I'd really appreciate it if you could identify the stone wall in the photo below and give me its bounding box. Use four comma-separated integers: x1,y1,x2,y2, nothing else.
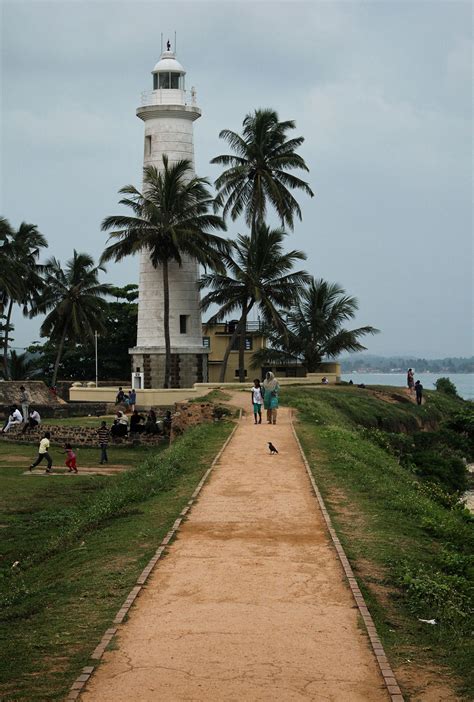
1,401,217,448
170,401,214,442
132,351,207,389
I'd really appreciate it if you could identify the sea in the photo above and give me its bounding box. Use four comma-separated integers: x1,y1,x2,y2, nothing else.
341,372,474,401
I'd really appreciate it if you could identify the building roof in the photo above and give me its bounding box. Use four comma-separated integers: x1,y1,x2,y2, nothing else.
152,50,186,74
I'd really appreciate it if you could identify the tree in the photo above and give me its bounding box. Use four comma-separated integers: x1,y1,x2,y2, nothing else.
252,278,379,372
29,251,111,386
199,224,309,382
101,156,228,388
27,285,139,382
0,222,47,378
211,108,314,233
1,350,41,381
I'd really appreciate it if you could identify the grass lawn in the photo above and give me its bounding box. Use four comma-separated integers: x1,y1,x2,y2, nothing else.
284,386,473,700
0,419,233,701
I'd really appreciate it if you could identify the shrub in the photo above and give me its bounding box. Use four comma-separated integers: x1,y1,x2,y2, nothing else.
435,377,459,397
396,563,473,635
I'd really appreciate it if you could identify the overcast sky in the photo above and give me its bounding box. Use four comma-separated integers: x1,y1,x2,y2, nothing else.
1,0,472,358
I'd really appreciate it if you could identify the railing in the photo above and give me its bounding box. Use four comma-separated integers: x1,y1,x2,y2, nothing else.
140,88,197,107
211,320,266,335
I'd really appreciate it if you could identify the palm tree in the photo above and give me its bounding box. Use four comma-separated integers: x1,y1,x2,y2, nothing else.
199,224,309,382
211,108,314,233
0,222,47,378
0,218,25,317
252,278,379,372
30,251,111,386
101,156,228,388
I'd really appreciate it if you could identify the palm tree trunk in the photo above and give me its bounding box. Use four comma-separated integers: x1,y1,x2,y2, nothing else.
52,325,68,387
238,306,249,383
162,260,172,389
2,299,14,380
218,301,254,384
218,324,240,383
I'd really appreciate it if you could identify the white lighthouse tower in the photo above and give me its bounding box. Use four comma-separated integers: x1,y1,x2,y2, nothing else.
130,43,207,388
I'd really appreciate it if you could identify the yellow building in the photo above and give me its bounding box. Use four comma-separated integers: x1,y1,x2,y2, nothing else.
203,321,265,383
203,321,311,383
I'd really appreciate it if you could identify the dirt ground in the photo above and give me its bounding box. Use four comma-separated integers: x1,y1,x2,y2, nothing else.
81,393,388,701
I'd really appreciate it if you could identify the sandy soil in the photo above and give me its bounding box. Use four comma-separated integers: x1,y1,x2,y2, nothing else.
82,394,388,701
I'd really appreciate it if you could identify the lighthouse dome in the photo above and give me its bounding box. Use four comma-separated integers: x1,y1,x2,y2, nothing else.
152,50,186,75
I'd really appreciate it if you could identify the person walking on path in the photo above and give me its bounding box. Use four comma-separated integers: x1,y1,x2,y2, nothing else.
415,380,423,406
407,368,415,393
65,443,78,473
22,408,41,434
19,385,31,423
29,431,53,473
251,379,264,424
98,421,110,464
1,406,23,433
263,371,280,425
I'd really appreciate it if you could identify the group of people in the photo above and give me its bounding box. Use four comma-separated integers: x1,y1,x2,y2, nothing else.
110,408,172,438
115,387,137,411
407,368,423,405
251,372,280,425
1,386,42,434
28,420,112,474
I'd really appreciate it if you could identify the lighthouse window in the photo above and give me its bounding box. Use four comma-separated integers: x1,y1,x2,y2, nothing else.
153,74,158,90
170,73,180,89
159,72,171,89
179,315,188,334
145,136,152,156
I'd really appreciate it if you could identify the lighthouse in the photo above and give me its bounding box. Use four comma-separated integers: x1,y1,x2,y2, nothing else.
130,44,208,388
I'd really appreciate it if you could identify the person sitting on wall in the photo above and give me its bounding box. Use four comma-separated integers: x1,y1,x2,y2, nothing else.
144,409,159,435
22,408,41,434
111,411,128,438
163,410,172,436
115,387,125,405
1,406,23,433
321,376,329,385
130,409,145,434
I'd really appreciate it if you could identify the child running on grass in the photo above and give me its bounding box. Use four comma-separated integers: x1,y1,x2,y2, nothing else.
29,431,53,473
65,443,78,473
251,378,264,425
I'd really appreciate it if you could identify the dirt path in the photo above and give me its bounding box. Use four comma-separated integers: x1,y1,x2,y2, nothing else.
82,394,388,701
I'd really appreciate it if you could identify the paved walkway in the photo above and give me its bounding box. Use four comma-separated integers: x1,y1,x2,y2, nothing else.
82,395,388,701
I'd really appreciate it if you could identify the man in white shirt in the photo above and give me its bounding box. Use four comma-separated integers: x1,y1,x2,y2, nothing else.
22,408,41,434
1,406,23,433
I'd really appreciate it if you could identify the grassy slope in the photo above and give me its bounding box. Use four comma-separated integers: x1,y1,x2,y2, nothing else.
0,420,232,701
284,386,473,700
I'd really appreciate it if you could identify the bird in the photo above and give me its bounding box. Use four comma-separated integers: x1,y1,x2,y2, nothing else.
268,442,278,454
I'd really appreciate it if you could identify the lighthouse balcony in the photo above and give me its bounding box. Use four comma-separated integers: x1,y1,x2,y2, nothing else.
140,88,196,107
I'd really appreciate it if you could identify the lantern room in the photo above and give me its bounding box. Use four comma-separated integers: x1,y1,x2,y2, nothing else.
151,48,186,91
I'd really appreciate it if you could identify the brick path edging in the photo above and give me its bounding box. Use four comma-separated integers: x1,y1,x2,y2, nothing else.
290,412,404,702
65,412,241,701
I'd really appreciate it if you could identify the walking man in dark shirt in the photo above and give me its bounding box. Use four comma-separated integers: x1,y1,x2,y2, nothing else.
415,380,423,406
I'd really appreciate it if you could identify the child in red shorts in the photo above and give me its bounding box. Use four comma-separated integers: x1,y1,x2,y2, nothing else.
65,443,78,473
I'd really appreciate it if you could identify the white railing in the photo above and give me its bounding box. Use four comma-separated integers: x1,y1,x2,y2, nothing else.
140,88,197,107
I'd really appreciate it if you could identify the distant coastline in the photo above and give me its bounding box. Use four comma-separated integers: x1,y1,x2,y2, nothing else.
340,354,473,374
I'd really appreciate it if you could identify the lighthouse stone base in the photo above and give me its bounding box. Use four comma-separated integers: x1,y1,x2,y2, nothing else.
130,347,208,389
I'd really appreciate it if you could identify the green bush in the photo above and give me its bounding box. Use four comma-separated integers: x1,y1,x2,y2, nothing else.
435,377,459,397
396,563,473,635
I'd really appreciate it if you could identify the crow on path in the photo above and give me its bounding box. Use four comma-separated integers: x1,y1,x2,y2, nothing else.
268,442,278,454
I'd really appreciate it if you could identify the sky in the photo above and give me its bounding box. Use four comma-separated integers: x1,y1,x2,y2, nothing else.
1,0,473,358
